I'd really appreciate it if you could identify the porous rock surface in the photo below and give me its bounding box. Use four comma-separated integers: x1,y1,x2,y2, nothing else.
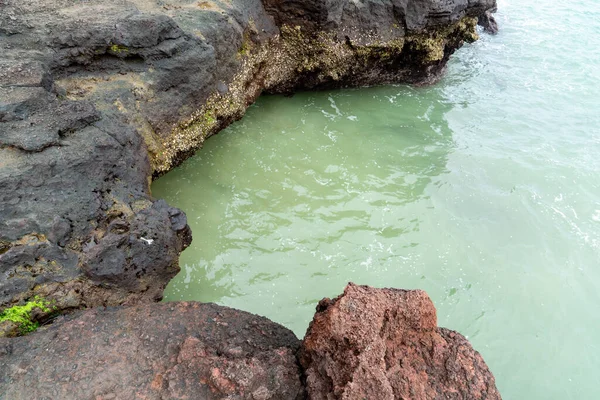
0,285,502,399
300,283,502,400
0,302,304,399
1,0,497,323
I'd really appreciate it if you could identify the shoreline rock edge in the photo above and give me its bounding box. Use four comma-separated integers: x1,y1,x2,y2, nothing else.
0,284,501,399
1,0,497,318
0,0,502,397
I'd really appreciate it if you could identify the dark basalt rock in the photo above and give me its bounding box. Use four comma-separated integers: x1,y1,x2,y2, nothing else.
479,9,500,34
263,0,497,40
0,302,304,400
300,283,502,400
0,0,497,328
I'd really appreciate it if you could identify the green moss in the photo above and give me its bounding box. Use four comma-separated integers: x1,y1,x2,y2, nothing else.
238,41,249,57
109,44,129,54
0,297,53,335
238,31,253,58
406,35,446,62
456,16,479,43
201,109,216,125
355,38,406,62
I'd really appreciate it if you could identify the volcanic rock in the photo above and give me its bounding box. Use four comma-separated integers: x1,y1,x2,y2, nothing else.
0,302,304,399
300,283,501,400
0,0,497,327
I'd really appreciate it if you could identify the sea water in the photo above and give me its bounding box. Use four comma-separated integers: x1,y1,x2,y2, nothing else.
153,0,600,398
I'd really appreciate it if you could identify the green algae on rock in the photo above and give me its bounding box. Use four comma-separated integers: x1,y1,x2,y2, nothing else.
406,17,480,63
0,296,54,337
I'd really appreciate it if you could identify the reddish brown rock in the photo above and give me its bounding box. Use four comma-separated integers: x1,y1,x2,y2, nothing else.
0,302,304,400
300,283,501,400
0,287,501,399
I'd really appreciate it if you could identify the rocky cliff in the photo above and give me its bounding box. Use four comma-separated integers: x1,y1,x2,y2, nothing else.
1,0,496,319
0,0,503,396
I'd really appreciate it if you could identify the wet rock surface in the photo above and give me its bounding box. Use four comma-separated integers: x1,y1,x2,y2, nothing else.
1,0,497,329
0,302,304,400
300,283,501,400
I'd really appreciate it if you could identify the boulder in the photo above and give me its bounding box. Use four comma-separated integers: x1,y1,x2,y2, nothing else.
0,285,501,399
0,302,304,400
300,283,501,400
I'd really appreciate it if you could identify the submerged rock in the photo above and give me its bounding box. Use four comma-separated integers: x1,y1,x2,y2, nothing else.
0,302,304,399
0,0,497,329
300,283,501,400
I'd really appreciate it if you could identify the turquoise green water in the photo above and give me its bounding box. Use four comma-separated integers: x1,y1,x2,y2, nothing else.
152,0,600,398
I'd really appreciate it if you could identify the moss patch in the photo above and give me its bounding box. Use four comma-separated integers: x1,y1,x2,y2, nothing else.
0,240,9,255
109,44,129,54
0,296,53,335
238,31,252,58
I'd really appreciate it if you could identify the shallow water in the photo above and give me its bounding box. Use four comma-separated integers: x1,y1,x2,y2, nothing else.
152,0,600,398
